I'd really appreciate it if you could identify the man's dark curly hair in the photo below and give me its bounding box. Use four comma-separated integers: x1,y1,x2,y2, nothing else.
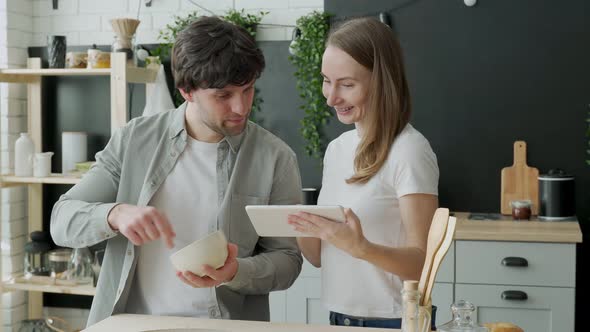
171,16,265,91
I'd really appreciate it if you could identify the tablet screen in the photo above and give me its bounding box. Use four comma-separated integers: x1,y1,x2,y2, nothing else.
245,205,345,237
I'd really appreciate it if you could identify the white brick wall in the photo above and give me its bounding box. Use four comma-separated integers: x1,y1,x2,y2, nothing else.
28,0,323,45
1,0,32,330
0,0,323,329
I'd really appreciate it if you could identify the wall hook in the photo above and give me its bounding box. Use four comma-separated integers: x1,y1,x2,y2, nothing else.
145,0,152,7
52,0,58,10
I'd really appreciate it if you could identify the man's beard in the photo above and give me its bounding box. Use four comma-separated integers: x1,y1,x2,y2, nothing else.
203,117,247,137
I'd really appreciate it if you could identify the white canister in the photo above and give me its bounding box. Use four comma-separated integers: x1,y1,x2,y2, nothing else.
14,133,35,176
33,152,54,177
62,132,87,174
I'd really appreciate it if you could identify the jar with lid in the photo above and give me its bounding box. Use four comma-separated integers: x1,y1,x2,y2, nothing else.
510,200,532,220
24,231,51,278
438,300,489,332
47,248,72,279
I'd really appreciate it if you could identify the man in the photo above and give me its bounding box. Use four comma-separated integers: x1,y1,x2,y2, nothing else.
50,16,303,326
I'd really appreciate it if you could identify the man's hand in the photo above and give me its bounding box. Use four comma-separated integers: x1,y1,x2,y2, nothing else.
107,203,176,248
176,243,239,288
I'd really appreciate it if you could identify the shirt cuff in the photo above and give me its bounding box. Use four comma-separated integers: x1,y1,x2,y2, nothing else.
220,257,254,290
100,202,121,239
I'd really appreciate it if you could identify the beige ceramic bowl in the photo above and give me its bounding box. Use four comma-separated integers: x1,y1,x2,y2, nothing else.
170,230,228,277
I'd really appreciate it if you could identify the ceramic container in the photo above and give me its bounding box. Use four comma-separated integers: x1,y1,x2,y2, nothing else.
170,230,228,277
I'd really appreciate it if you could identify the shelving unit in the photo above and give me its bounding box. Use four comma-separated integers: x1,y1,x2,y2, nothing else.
0,53,156,327
3,278,96,296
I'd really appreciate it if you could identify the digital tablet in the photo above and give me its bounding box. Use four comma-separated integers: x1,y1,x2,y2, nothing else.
245,205,345,237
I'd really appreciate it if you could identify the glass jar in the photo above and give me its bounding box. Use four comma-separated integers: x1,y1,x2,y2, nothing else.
24,231,51,278
510,200,532,220
438,300,489,332
47,248,72,279
67,247,94,284
112,35,137,66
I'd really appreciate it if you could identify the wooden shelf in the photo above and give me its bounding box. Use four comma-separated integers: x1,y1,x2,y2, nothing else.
3,278,96,296
0,68,111,76
0,62,157,84
1,173,82,186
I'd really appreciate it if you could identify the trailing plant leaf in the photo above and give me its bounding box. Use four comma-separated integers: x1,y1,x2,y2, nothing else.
153,10,266,123
289,11,332,160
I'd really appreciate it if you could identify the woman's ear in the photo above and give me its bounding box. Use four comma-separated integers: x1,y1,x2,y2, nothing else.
178,88,193,102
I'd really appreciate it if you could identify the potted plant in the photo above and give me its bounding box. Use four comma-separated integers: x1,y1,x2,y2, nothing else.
289,11,332,160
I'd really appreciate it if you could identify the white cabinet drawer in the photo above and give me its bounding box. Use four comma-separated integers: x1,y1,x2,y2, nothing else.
455,284,574,332
431,283,453,326
456,241,575,287
434,241,454,283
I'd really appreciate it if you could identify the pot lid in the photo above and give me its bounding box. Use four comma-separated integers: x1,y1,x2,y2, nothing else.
539,168,574,180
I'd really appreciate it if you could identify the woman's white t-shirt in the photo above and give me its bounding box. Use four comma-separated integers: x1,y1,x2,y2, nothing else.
318,124,439,319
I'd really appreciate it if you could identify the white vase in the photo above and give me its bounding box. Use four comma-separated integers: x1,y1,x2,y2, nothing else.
14,133,35,176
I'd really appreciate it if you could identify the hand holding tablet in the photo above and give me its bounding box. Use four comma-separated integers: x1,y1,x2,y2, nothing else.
245,205,345,237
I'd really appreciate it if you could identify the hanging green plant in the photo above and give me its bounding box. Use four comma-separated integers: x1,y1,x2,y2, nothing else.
152,10,267,123
289,11,332,160
222,9,267,37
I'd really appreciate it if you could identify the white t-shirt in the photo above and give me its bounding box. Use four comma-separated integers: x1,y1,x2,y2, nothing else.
318,124,439,319
126,136,219,317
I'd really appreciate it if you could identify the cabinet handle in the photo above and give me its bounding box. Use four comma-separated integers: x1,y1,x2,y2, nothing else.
501,290,528,301
501,256,528,267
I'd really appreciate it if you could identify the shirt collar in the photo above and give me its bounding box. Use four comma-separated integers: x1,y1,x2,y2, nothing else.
168,102,246,153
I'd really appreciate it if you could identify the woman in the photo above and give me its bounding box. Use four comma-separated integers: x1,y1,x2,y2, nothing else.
288,17,439,329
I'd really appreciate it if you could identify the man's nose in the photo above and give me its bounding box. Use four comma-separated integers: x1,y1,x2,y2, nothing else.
231,97,249,116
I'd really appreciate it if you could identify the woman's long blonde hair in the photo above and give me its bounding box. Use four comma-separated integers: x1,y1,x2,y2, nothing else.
327,17,411,184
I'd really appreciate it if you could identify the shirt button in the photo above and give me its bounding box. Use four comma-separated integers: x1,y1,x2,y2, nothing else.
344,318,351,326
127,250,132,256
210,308,219,317
170,151,177,157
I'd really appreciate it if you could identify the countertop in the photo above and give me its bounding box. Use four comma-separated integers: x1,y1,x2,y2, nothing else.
454,212,582,243
83,314,400,332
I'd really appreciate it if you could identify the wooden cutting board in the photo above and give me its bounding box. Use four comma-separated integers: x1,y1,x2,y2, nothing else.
501,141,539,215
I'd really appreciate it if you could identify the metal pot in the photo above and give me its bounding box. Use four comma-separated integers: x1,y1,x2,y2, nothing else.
538,169,575,220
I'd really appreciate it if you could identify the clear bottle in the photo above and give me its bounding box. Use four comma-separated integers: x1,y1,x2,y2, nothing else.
15,132,35,176
438,300,489,332
401,280,431,332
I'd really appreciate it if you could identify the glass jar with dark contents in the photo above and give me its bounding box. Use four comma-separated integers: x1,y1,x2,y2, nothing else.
510,200,532,220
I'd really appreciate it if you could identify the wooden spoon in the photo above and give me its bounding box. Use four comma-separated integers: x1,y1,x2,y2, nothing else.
422,216,457,306
417,208,450,307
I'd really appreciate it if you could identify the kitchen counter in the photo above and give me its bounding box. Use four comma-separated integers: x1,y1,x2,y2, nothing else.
454,212,582,243
83,314,401,332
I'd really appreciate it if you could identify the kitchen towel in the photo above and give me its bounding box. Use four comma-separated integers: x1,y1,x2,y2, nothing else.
142,64,175,117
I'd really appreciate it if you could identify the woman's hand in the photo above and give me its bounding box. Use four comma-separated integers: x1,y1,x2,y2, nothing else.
288,208,369,259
